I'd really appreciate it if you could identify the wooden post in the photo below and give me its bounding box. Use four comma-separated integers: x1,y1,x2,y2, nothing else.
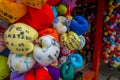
92,0,105,80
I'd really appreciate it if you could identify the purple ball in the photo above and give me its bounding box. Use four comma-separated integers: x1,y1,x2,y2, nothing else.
47,66,60,80
10,72,26,80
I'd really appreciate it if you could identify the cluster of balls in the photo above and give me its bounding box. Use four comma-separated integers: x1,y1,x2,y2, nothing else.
71,2,97,60
102,0,120,69
0,0,89,80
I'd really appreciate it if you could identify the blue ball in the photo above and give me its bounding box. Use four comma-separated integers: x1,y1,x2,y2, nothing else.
51,6,58,18
69,53,83,68
70,16,88,35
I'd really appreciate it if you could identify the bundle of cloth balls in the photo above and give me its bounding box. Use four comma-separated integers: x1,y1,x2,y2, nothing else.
0,0,89,80
102,0,120,69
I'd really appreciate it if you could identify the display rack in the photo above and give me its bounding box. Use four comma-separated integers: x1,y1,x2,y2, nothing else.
76,0,105,80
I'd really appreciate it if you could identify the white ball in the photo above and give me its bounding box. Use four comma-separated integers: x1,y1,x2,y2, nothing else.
33,35,60,66
53,16,68,34
8,53,35,73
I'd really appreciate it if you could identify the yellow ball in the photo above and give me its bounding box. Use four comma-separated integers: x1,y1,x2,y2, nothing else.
113,63,119,68
107,50,111,53
60,31,80,50
109,0,114,5
104,32,108,36
105,16,110,21
118,19,120,23
66,15,73,20
4,23,38,54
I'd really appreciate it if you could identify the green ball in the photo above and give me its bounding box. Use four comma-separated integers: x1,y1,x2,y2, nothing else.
56,4,67,15
0,55,10,80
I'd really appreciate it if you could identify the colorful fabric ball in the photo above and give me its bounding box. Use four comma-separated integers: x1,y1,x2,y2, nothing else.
0,55,10,80
33,35,60,66
10,72,26,80
78,35,86,50
17,4,54,32
24,67,52,80
60,47,71,56
69,53,83,68
58,56,67,65
39,28,59,42
56,4,67,15
70,16,88,35
53,16,68,34
60,31,80,50
47,66,60,80
60,62,74,80
4,23,38,54
8,53,35,73
0,0,27,23
28,4,54,32
51,6,58,18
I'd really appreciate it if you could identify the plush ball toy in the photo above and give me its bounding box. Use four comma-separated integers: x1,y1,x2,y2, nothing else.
60,62,74,80
10,72,27,80
51,6,58,18
28,4,54,32
56,4,67,15
4,23,38,54
47,66,60,80
70,16,88,35
0,32,6,52
61,0,77,5
0,0,27,23
53,16,68,34
39,28,59,42
8,53,36,73
60,47,71,56
24,67,52,80
21,0,47,9
69,53,83,68
77,35,86,50
33,35,60,66
17,4,54,32
0,55,10,80
58,56,67,65
109,55,120,68
47,0,60,5
60,31,81,50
